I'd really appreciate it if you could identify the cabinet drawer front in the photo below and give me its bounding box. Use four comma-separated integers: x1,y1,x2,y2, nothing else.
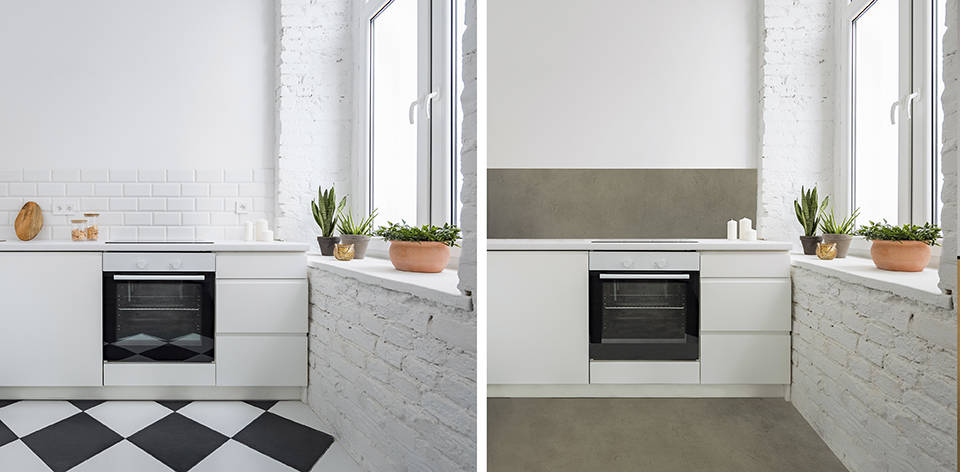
589,252,699,271
700,333,790,384
701,279,791,331
700,252,790,278
216,252,306,279
216,280,307,334
104,364,215,386
590,361,699,384
216,335,307,386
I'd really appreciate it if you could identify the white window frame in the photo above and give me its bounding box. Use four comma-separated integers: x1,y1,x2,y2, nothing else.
352,0,462,264
837,0,942,262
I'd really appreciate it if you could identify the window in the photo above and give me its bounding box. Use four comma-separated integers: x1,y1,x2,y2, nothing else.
357,0,463,227
840,0,945,226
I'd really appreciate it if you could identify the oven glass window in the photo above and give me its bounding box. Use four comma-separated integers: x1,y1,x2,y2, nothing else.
600,279,688,343
105,279,213,362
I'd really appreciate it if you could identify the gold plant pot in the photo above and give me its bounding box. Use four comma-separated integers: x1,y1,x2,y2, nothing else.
334,243,355,261
816,242,837,260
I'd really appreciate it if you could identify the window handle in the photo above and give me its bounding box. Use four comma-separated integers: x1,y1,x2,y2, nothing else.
890,91,921,124
905,91,920,120
408,99,419,124
890,100,900,125
408,92,440,124
423,91,439,119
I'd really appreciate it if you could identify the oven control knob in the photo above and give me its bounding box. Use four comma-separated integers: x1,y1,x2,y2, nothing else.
169,260,183,270
621,259,633,268
136,259,148,269
654,259,667,269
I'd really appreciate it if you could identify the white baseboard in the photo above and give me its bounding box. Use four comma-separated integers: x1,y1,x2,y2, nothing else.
0,386,304,400
487,383,789,399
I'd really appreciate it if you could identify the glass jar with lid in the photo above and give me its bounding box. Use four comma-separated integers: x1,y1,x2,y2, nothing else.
83,213,100,240
71,219,88,241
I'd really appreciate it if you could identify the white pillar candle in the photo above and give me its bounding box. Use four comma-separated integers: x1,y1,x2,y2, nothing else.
254,219,269,240
243,221,254,241
726,220,738,240
257,229,274,242
743,228,757,241
738,217,753,240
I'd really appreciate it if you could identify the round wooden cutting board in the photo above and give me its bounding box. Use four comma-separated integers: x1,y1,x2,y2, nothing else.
14,201,43,241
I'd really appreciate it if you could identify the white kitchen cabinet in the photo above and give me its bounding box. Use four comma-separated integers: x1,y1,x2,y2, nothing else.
590,361,700,384
216,335,307,386
216,279,308,334
700,278,791,331
0,253,103,387
104,364,215,386
216,252,306,279
488,251,589,384
700,333,791,384
700,252,791,278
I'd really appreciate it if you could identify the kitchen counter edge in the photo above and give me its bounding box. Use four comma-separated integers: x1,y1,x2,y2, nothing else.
0,241,310,252
488,239,792,251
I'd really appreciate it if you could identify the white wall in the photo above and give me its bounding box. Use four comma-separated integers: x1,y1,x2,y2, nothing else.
0,0,275,169
488,0,759,169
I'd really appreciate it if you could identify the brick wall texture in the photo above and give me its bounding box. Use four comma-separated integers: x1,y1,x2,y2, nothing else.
940,0,958,297
791,266,957,471
458,0,478,297
306,268,477,471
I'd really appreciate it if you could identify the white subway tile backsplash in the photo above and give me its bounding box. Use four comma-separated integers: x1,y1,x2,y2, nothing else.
153,212,181,226
109,169,138,182
166,198,195,211
224,169,254,183
166,169,195,182
181,183,209,197
124,213,152,226
138,198,166,211
22,170,51,182
81,169,109,182
110,198,138,211
51,169,81,182
10,183,37,196
196,169,222,182
138,170,164,182
1,168,273,241
210,183,238,197
95,183,123,197
67,183,95,196
123,183,152,197
37,183,66,196
152,183,181,197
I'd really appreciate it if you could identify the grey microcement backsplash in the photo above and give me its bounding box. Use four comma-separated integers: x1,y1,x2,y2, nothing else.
488,169,758,239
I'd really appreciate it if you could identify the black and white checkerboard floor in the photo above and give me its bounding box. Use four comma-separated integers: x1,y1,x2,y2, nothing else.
0,400,360,472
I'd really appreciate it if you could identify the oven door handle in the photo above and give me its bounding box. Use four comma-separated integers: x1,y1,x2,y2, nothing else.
598,273,690,280
112,275,206,281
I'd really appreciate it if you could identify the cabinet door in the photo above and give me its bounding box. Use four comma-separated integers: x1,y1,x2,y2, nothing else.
700,333,790,384
700,278,791,331
0,253,103,386
216,335,307,386
488,251,589,384
216,279,308,334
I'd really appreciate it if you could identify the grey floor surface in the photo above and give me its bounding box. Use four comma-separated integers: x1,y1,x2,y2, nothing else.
488,398,848,472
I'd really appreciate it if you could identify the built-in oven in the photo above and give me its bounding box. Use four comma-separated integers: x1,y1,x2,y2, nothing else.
589,252,700,361
102,252,215,363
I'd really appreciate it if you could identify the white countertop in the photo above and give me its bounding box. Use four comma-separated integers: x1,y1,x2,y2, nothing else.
488,238,792,251
0,240,309,252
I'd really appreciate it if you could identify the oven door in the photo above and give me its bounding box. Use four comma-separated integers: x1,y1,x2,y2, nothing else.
103,273,215,363
589,271,699,361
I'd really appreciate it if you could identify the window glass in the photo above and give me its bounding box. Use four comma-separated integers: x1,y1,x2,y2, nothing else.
852,0,900,225
370,0,419,226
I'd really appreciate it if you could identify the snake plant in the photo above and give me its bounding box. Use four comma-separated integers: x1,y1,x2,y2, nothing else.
311,185,346,238
820,206,861,235
793,186,829,237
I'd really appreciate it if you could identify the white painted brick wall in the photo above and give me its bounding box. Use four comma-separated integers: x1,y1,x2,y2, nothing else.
306,268,476,472
0,168,273,241
758,0,834,246
939,0,958,298
274,0,353,247
791,266,957,471
458,0,477,297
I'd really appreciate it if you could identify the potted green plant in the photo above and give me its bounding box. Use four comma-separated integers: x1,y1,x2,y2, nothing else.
857,220,941,272
375,222,461,273
793,186,829,255
311,185,346,256
819,206,860,258
337,208,378,259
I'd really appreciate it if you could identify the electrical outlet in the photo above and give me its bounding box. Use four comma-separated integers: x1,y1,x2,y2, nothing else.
235,198,252,215
51,199,79,215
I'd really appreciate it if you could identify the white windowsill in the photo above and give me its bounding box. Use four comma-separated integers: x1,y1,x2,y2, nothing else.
790,253,952,309
307,254,472,311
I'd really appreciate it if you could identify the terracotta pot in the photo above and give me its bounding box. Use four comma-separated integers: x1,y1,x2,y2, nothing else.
316,236,340,256
822,234,853,258
870,240,931,272
388,241,451,273
339,235,371,259
799,235,822,255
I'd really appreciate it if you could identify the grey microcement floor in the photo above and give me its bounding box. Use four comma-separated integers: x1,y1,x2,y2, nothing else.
488,398,848,472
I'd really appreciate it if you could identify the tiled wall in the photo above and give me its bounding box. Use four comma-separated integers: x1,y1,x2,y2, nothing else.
0,168,274,242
